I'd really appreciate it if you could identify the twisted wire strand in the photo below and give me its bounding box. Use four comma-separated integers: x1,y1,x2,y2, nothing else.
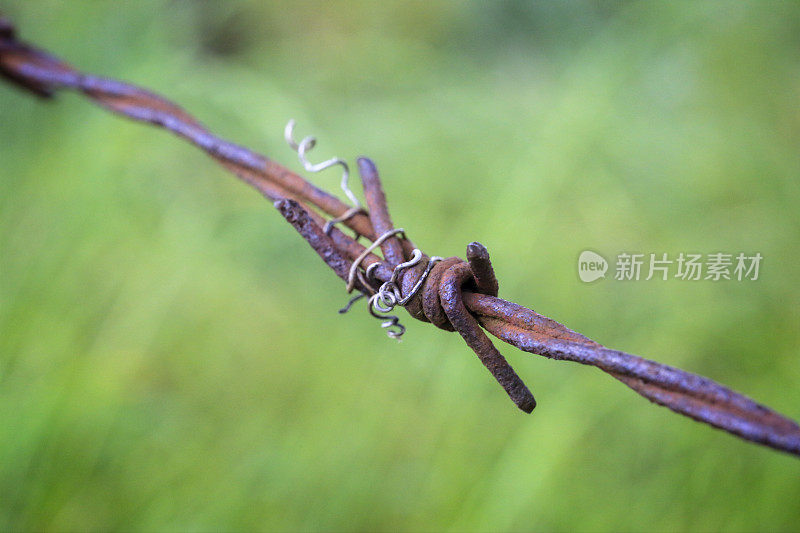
367,249,440,340
2,18,800,457
368,253,443,340
343,231,442,340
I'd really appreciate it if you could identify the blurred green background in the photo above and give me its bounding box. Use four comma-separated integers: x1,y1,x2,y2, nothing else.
2,1,800,531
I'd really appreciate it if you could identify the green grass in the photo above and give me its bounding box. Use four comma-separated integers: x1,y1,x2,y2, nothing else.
2,1,800,531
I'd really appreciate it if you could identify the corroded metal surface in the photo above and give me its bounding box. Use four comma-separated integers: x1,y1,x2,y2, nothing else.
466,242,499,297
466,294,800,455
439,262,536,413
358,158,405,269
2,17,799,457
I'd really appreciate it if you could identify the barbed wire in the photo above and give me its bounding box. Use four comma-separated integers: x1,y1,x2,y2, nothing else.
2,15,799,457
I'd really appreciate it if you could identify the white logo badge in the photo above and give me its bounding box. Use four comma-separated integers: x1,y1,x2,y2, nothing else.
578,250,608,283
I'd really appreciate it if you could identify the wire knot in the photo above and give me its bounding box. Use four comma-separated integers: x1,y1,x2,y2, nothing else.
392,245,536,413
398,242,500,332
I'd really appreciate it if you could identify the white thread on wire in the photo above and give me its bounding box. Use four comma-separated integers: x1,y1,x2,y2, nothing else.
283,121,439,340
284,119,363,234
345,228,405,293
343,228,442,340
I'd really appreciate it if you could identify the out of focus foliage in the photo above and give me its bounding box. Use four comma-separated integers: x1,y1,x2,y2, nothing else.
2,1,799,531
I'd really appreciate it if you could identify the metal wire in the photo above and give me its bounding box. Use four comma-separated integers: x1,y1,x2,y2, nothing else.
284,119,363,234
363,247,442,340
346,228,405,293
3,17,799,457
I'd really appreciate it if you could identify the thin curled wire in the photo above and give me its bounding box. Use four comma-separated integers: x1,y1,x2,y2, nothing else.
368,294,404,339
284,119,362,234
346,228,406,293
344,232,443,339
368,252,443,339
367,253,421,340
338,263,379,314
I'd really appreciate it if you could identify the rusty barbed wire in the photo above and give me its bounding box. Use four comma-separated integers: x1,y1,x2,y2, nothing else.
2,16,799,457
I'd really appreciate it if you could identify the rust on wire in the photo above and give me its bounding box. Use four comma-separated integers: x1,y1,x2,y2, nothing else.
275,198,370,295
440,261,536,413
2,16,799,458
358,157,406,269
466,241,500,297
